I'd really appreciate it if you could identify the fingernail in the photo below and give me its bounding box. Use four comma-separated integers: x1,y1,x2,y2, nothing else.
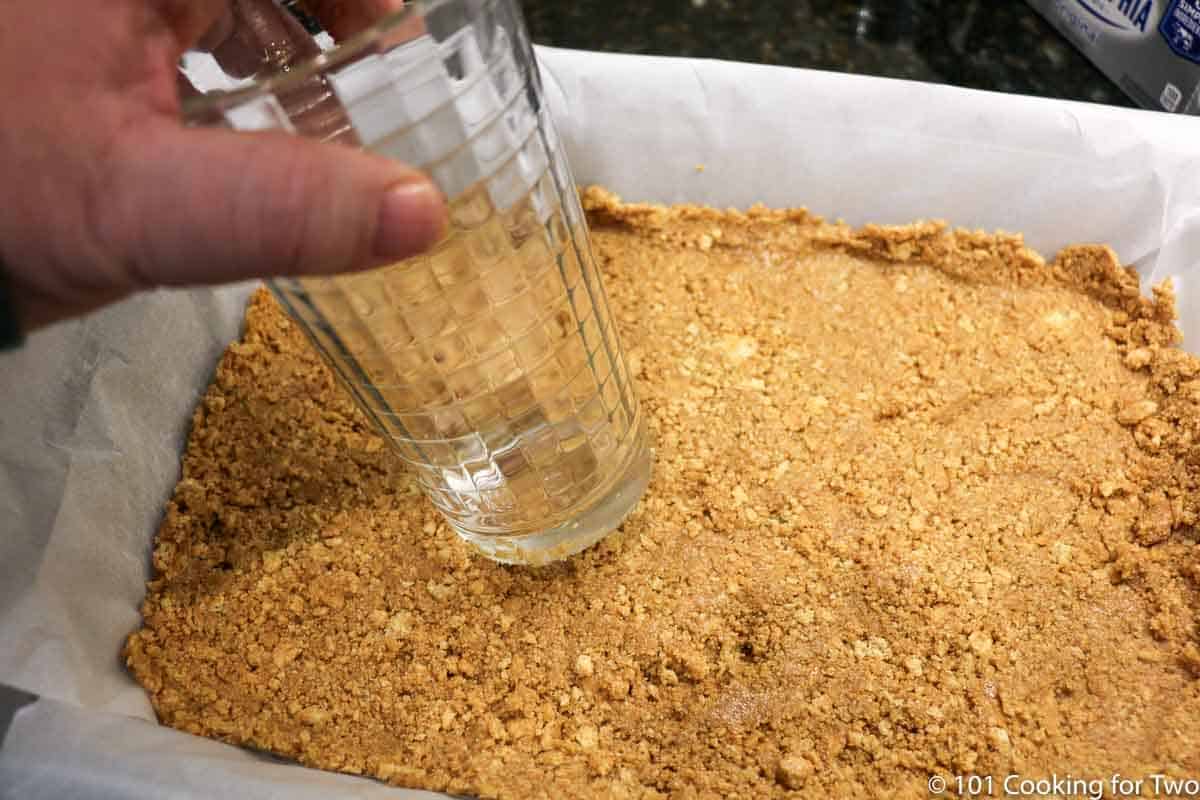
374,179,448,261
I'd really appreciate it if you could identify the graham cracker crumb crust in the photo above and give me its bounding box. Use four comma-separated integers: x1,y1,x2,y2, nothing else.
126,187,1200,798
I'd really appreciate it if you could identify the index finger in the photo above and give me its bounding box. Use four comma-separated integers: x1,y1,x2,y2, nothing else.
299,0,409,41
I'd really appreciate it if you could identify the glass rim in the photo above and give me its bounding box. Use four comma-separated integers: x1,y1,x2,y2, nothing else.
181,3,427,122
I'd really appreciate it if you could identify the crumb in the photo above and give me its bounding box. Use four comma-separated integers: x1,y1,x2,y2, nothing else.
126,188,1200,798
695,164,706,173
776,754,813,789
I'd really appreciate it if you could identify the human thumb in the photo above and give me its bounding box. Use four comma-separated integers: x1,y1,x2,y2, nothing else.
109,122,447,290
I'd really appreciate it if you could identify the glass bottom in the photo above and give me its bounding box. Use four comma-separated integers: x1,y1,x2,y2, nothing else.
451,419,653,565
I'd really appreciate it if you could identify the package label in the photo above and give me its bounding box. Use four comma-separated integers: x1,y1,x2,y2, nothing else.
1029,0,1200,113
1160,0,1200,62
1074,0,1155,32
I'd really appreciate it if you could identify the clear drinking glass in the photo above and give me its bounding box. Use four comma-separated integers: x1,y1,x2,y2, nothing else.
180,0,651,565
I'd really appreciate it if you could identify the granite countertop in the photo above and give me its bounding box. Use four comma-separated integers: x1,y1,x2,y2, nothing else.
522,0,1135,108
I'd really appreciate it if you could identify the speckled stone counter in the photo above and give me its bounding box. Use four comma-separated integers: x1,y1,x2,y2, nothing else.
523,0,1135,108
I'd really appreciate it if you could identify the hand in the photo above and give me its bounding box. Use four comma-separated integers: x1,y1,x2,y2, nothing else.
0,0,446,333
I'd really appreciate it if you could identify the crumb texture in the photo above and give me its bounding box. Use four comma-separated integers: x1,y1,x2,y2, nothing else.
126,188,1200,798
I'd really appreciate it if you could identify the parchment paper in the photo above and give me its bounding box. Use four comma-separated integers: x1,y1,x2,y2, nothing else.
2,45,1199,798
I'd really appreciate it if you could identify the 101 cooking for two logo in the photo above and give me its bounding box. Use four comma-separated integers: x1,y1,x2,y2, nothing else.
927,772,1200,798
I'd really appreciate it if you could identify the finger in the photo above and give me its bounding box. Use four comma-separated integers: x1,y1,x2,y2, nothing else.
176,71,202,103
211,0,321,80
157,0,230,49
196,6,236,52
306,0,408,41
108,121,446,290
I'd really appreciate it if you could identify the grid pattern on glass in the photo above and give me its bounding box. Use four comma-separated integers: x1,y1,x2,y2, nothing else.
237,7,642,535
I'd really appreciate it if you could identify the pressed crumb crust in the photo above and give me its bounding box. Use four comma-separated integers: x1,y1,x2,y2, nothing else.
126,188,1200,798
